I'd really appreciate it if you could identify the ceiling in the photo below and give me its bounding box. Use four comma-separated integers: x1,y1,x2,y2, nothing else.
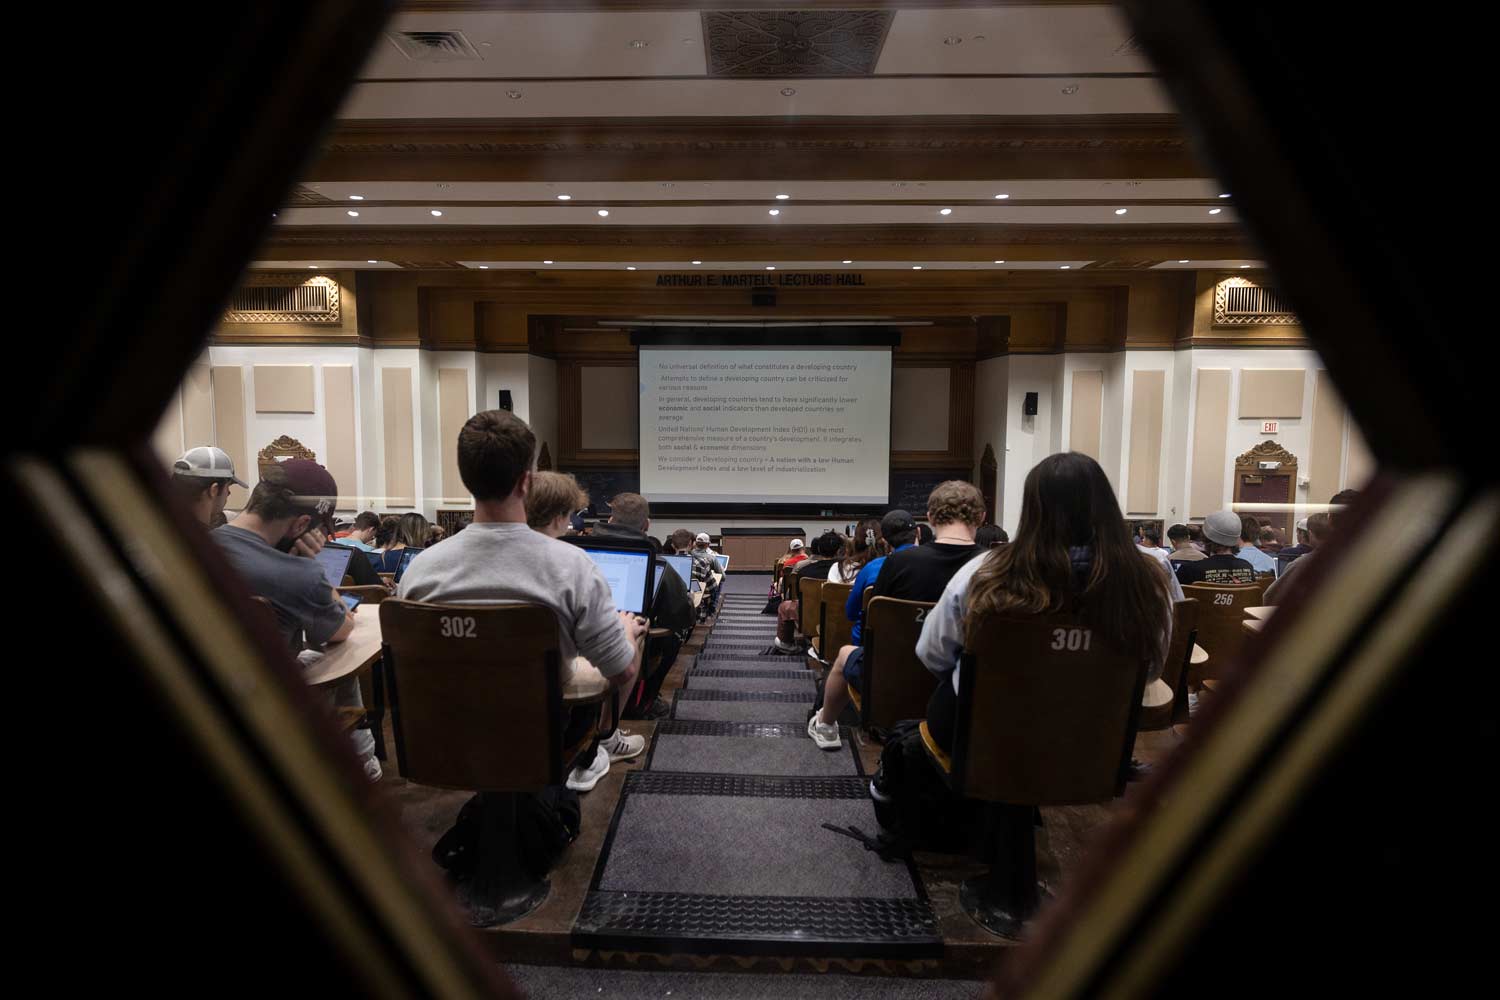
259,2,1255,272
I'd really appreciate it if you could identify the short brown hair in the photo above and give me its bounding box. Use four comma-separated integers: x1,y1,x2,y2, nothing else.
1307,511,1332,541
353,511,380,532
1240,514,1261,544
926,480,986,527
526,471,589,530
608,492,650,531
667,528,696,553
457,409,536,502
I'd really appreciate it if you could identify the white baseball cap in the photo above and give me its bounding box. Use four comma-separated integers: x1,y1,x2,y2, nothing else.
173,446,247,487
789,539,804,549
1295,517,1309,531
695,532,711,544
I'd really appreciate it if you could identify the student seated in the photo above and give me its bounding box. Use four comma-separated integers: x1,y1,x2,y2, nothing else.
915,452,1173,754
1166,522,1205,565
1136,525,1171,560
590,492,694,720
337,511,381,551
372,513,429,573
808,484,987,750
773,532,843,647
397,410,647,794
1281,518,1313,559
665,528,696,555
828,517,887,585
214,460,380,781
973,524,1008,549
783,538,808,568
526,471,590,540
689,532,722,615
1235,515,1277,574
1174,510,1257,585
171,445,246,527
1258,525,1283,554
1262,490,1358,603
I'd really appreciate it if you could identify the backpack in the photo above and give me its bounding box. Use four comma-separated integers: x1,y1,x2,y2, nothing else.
869,720,981,855
432,787,581,881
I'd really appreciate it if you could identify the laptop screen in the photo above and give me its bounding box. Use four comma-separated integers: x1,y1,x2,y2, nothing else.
314,546,353,589
714,554,729,572
661,553,693,587
394,547,423,583
579,545,653,615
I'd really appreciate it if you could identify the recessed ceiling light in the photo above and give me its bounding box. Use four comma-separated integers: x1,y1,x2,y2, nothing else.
692,260,702,264
543,259,553,264
557,194,571,200
842,260,853,264
1114,208,1128,215
478,265,489,269
626,266,636,271
994,193,1010,199
367,259,377,264
912,265,923,270
347,210,359,217
766,266,776,270
682,38,694,44
775,194,790,200
660,182,675,188
1061,84,1080,95
939,208,952,216
597,209,610,217
1219,193,1232,198
943,36,963,45
1209,208,1222,215
973,34,987,41
430,209,443,217
1179,259,1190,263
628,39,649,48
768,209,780,216
994,260,1005,264
307,265,317,269
1060,265,1071,269
349,194,364,201
781,87,797,97
506,90,523,99
1240,264,1251,269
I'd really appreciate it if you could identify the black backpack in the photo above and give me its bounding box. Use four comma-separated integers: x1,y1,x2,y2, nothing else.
432,787,581,881
869,720,981,855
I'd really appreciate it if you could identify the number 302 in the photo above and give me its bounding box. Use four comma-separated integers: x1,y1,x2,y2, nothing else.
439,615,478,638
1051,627,1092,651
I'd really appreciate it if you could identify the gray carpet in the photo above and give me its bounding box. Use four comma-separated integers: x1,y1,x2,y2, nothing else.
502,965,985,999
651,732,858,777
598,793,917,898
720,575,773,594
686,674,818,695
673,697,813,723
691,657,809,673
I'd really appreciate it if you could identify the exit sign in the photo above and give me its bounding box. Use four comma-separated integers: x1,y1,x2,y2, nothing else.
1260,420,1279,434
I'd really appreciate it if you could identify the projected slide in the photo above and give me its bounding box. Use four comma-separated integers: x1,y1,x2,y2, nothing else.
639,346,892,504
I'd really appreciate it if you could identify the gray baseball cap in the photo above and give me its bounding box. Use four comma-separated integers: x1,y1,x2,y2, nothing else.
1203,509,1243,547
172,446,247,488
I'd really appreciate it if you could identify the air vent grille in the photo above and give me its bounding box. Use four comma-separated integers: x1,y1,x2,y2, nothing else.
225,275,341,325
1214,276,1299,326
386,30,483,63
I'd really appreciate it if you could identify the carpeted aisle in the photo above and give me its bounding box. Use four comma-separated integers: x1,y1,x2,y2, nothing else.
572,579,943,958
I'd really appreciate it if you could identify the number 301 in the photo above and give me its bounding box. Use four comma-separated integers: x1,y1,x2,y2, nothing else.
1051,627,1092,651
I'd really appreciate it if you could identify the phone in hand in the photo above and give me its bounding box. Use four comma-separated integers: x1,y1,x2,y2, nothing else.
341,594,362,611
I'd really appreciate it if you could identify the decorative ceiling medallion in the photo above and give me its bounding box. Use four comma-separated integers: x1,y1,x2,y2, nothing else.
703,10,894,77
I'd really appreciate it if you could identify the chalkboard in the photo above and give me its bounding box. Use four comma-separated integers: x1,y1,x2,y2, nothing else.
889,470,970,514
564,467,641,515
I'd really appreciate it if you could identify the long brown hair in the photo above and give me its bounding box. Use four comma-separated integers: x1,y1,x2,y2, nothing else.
839,516,888,579
964,453,1170,667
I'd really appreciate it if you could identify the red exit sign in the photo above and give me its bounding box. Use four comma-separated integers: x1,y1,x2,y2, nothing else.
1260,420,1279,434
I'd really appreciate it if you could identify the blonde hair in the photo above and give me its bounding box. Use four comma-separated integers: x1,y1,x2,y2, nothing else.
926,480,986,527
526,471,589,530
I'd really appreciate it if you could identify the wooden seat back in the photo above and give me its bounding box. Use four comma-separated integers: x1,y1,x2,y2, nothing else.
379,600,564,792
798,576,824,637
1139,599,1199,731
861,597,938,729
817,581,855,656
949,613,1147,805
1182,583,1264,680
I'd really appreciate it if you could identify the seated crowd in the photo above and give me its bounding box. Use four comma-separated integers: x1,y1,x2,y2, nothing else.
175,408,1359,901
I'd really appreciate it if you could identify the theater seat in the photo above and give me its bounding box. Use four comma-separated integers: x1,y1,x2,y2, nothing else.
810,581,853,666
379,599,604,926
860,597,938,731
1182,582,1265,683
921,613,1148,938
1139,599,1199,731
797,576,823,641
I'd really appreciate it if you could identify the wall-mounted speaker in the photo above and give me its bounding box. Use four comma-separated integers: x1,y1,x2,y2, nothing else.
1023,392,1039,416
498,389,513,411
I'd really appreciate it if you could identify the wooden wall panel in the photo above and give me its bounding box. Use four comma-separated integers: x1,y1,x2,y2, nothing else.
891,368,950,451
438,368,471,503
580,366,638,450
252,364,316,412
210,366,248,487
1238,368,1306,418
381,367,415,508
1189,369,1231,517
323,365,358,508
1308,370,1346,507
1126,370,1165,514
181,363,215,449
1069,370,1103,461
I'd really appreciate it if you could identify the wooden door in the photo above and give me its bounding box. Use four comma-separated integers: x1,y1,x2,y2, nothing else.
1233,441,1298,537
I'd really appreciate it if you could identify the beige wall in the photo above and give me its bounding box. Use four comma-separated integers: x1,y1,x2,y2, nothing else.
580,366,639,450
1126,370,1165,515
1189,369,1231,518
1068,370,1103,462
892,367,951,451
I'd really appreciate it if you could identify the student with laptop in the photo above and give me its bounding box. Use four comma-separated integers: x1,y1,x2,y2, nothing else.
398,410,647,794
213,459,381,781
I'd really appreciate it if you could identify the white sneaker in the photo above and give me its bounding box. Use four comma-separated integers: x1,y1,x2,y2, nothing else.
362,754,383,783
566,745,610,792
807,711,842,750
601,728,646,762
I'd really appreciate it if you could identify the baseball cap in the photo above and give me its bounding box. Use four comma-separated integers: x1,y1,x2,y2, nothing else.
173,446,247,487
881,509,916,540
789,539,804,550
1203,510,1243,547
695,532,710,544
1295,517,1309,531
275,458,339,527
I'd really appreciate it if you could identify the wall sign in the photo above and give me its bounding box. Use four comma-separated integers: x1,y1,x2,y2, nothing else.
1260,420,1279,434
656,272,867,288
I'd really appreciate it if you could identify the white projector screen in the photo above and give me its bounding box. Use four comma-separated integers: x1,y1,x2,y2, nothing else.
639,344,892,504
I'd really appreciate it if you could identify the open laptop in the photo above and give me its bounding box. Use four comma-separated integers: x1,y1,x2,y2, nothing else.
562,536,655,617
394,546,424,584
313,545,353,590
661,553,693,587
713,554,730,574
